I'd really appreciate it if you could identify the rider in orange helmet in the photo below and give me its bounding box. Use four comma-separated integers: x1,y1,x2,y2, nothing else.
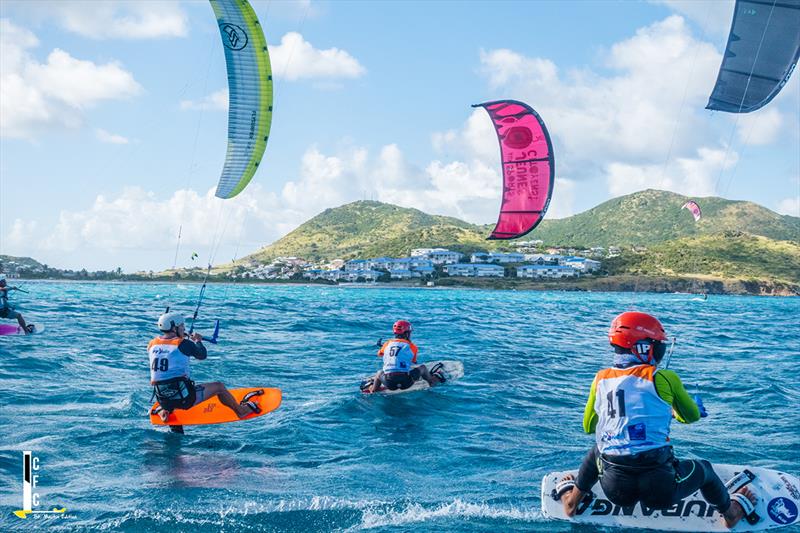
555,312,757,529
365,320,444,393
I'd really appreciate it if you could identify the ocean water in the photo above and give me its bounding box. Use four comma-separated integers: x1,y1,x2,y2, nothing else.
0,282,798,532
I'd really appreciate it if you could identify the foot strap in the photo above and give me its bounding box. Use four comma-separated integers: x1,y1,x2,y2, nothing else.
242,389,264,403
551,479,576,501
241,399,261,414
360,378,374,392
725,469,756,493
429,363,446,383
730,492,760,525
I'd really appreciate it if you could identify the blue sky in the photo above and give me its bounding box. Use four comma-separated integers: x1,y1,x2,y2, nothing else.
1,0,798,271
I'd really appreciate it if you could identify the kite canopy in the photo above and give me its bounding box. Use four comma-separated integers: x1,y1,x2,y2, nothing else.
473,100,555,240
682,200,702,222
706,0,800,113
210,0,273,199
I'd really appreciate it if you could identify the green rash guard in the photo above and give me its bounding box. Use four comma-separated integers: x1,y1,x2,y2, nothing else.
582,368,701,434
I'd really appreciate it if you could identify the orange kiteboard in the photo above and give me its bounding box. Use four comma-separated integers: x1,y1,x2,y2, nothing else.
150,387,281,426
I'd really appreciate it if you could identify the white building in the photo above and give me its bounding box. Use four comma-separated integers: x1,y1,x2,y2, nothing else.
444,263,505,277
345,259,369,271
410,248,463,265
517,265,579,279
471,252,526,264
564,257,601,273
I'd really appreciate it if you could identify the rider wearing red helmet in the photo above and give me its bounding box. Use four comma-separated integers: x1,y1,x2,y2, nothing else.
367,320,443,393
556,312,756,529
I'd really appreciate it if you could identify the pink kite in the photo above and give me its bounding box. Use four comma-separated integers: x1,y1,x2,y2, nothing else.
681,200,702,222
474,100,555,240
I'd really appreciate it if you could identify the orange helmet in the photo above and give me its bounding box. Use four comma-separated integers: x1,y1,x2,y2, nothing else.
609,312,669,365
393,320,412,335
609,312,667,348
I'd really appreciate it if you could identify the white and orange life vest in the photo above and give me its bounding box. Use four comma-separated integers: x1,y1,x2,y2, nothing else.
594,364,672,456
148,337,191,384
378,338,419,373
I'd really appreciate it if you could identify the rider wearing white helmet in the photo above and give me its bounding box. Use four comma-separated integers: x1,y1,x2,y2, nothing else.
148,311,259,425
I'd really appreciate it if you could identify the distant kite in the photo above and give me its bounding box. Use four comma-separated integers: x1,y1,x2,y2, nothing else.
682,200,702,222
706,0,800,113
473,100,555,240
210,0,273,198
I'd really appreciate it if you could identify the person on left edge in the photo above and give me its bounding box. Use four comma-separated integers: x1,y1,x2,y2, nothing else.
149,312,259,422
0,276,31,333
368,320,444,393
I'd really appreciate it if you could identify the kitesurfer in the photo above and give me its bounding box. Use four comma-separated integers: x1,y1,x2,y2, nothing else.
149,312,259,422
556,312,756,528
0,276,31,333
367,320,444,393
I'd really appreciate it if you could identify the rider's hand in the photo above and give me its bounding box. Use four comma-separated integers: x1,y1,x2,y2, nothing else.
190,333,203,343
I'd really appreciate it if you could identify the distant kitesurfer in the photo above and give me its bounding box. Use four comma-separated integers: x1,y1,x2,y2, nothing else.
149,312,259,424
0,276,31,334
556,312,757,528
367,320,444,393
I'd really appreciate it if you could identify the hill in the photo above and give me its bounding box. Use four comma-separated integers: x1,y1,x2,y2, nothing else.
241,201,492,264
532,189,799,247
606,232,800,284
240,190,798,264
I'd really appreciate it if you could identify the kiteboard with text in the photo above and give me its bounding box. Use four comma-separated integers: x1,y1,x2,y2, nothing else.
541,464,800,531
707,0,800,114
473,100,555,240
150,387,281,426
360,360,464,395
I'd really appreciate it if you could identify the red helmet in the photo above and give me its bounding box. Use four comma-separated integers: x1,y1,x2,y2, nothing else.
609,312,667,349
393,320,412,335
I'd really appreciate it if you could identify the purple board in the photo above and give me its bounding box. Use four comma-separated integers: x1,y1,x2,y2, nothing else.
473,100,555,240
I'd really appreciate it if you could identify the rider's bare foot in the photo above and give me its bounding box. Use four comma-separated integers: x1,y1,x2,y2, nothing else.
723,485,756,528
158,409,170,423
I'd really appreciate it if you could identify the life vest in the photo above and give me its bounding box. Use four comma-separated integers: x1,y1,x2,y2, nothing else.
148,336,191,384
593,364,672,456
379,338,418,373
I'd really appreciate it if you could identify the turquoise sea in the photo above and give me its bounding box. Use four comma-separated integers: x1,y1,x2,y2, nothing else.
1,282,798,531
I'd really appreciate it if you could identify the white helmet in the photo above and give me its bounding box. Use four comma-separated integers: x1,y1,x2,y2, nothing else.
157,312,186,332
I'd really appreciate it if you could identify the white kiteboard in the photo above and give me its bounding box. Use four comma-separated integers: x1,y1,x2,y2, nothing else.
0,323,44,336
361,360,464,395
541,465,800,531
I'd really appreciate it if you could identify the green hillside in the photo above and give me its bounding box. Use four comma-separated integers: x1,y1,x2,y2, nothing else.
532,189,799,247
606,232,800,284
240,190,798,265
242,201,492,263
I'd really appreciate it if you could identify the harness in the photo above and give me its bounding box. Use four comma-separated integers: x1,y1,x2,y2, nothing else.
152,377,196,411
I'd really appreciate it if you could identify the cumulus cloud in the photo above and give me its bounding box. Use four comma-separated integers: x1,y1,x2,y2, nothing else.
17,1,188,39
0,19,142,139
270,32,366,81
180,89,228,111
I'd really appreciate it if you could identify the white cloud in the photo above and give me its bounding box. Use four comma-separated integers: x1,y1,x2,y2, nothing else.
776,196,800,217
736,107,784,145
270,32,366,81
180,89,229,111
0,19,142,139
606,146,736,197
95,128,129,144
19,1,188,39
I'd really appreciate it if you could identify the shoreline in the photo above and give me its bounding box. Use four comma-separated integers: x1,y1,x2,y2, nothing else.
10,274,798,296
